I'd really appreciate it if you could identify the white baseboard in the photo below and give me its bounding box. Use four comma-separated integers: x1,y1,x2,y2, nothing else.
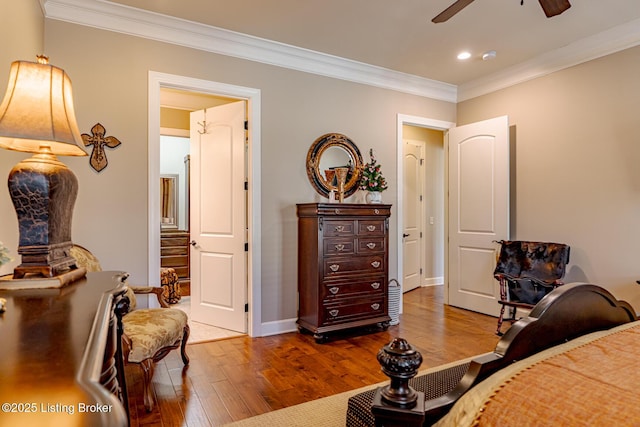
423,277,444,286
260,318,298,337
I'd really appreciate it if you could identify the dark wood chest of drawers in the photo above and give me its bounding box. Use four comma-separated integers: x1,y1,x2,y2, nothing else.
160,230,190,286
297,203,391,342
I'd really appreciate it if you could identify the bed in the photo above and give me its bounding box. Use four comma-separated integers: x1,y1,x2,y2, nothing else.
346,282,639,426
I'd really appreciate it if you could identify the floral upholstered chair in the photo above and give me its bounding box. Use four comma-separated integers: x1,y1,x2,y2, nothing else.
70,245,190,412
160,267,181,304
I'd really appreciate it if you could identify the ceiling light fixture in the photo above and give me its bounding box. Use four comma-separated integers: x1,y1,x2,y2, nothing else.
457,51,471,60
482,50,497,60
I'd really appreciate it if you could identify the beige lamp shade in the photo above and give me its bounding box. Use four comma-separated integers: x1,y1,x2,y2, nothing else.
0,56,87,156
0,56,86,279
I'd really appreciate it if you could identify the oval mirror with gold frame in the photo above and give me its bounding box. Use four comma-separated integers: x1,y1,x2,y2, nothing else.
306,133,363,198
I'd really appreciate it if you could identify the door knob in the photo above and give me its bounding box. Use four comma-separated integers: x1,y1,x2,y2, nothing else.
190,240,197,247
402,233,410,238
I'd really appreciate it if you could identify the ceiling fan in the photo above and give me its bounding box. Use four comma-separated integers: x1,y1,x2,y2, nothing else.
432,0,571,23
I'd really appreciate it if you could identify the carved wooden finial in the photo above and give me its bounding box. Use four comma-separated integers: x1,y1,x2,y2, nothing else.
371,338,426,427
376,337,423,407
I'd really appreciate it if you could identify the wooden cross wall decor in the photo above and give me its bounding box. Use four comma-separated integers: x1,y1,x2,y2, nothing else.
81,123,122,172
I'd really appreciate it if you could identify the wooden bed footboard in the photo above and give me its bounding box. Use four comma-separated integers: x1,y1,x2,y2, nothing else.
367,283,637,427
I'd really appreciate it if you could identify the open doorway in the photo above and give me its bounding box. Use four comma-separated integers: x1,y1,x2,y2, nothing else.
402,127,445,291
160,91,246,342
397,115,510,317
148,72,262,339
396,114,454,312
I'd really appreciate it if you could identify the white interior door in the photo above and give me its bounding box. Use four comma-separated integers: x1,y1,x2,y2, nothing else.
190,101,247,332
403,140,425,293
448,116,509,316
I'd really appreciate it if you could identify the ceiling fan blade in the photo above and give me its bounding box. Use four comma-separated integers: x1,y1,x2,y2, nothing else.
539,0,571,18
432,0,476,23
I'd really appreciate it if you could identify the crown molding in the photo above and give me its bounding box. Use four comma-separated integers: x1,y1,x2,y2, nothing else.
458,17,640,102
43,0,457,102
43,1,640,104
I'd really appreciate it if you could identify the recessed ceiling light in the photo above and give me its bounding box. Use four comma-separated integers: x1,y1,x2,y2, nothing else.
457,51,471,60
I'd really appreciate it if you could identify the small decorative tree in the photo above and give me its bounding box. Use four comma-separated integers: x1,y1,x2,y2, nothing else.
359,149,388,193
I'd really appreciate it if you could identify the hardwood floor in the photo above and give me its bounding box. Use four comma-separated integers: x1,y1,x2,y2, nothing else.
126,285,500,427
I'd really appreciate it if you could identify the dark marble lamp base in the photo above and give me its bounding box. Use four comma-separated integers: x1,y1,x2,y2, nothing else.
13,242,77,278
8,152,80,279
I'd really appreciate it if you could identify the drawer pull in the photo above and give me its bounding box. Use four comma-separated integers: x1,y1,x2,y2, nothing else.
366,242,376,249
371,282,381,289
367,225,376,232
335,244,345,251
371,261,381,268
335,225,345,232
329,309,339,317
329,264,340,272
329,287,339,295
371,303,380,310
374,209,380,215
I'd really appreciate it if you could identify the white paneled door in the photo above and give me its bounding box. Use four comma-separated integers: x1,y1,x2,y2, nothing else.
403,140,425,293
190,101,247,333
447,116,509,316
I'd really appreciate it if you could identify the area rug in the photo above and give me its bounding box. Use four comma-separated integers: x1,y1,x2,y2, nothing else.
221,357,476,427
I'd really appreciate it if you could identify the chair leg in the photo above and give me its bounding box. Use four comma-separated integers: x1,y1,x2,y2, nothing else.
496,277,508,336
140,358,155,412
180,324,190,366
131,325,189,412
496,303,506,336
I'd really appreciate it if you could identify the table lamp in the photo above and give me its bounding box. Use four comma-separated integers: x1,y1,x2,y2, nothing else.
0,55,87,279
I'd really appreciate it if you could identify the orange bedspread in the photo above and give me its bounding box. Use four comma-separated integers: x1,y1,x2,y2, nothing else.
437,321,640,426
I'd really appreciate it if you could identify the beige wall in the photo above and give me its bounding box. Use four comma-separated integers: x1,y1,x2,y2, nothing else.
5,8,635,325
0,1,43,77
0,18,456,324
0,0,44,276
457,45,640,309
160,107,190,131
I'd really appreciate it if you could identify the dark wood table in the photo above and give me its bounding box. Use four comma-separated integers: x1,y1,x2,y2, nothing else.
0,271,129,426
